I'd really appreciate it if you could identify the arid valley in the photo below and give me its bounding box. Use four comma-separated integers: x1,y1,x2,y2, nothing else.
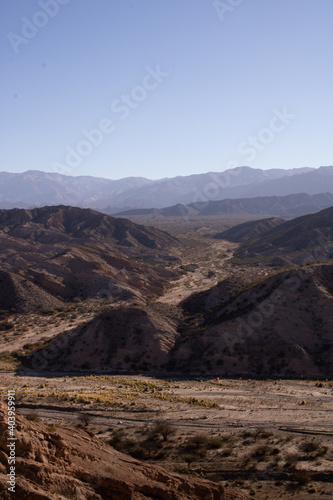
0,205,332,499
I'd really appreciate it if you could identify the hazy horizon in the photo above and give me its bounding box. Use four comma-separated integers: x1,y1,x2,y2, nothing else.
1,164,330,182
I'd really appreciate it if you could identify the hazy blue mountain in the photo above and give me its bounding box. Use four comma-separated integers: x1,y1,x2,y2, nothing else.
0,170,152,209
102,166,318,208
245,166,333,197
0,166,332,210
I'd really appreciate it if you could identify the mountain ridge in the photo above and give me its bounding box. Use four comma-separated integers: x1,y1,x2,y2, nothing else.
1,166,332,210
0,206,179,311
235,205,333,265
113,192,333,218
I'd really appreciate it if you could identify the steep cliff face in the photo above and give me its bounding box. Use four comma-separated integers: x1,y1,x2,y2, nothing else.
0,402,249,499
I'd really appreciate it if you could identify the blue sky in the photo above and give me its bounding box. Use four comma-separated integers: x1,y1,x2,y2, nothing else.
1,0,332,180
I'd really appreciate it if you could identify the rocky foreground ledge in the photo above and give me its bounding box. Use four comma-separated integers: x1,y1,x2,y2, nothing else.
0,401,248,499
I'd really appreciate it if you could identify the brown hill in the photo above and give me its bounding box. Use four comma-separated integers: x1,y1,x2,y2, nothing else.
0,206,179,311
174,264,333,377
0,402,248,499
29,305,182,372
214,217,285,243
29,265,333,378
0,271,63,313
0,205,177,248
236,206,333,265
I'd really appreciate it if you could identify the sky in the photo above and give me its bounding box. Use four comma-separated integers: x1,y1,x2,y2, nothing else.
1,0,332,180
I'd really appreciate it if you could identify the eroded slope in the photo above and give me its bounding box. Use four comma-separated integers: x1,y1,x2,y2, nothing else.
0,401,249,499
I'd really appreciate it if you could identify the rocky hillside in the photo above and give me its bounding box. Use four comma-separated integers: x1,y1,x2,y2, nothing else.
114,192,333,218
236,206,333,265
173,264,333,377
0,402,248,499
214,217,285,243
0,205,177,248
27,304,182,372
28,264,333,378
0,270,63,313
0,206,179,311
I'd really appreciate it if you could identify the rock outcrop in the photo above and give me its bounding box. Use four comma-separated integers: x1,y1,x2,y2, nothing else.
0,402,249,499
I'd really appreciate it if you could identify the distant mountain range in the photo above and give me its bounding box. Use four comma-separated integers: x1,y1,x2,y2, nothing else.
0,166,332,211
115,192,333,219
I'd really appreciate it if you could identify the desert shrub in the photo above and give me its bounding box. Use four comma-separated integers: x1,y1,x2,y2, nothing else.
185,434,209,449
299,440,320,457
317,445,328,457
182,452,197,467
139,435,162,458
284,453,300,469
78,413,93,427
38,382,49,389
182,433,223,459
14,391,26,403
107,427,169,460
41,309,58,316
252,445,276,461
256,429,275,439
150,420,175,442
242,430,256,439
208,437,224,449
0,351,20,369
26,412,40,422
107,429,126,451
292,470,312,486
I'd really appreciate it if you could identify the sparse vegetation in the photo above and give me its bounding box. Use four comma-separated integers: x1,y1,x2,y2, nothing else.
1,208,333,498
292,470,312,486
26,412,40,422
78,413,93,427
0,373,332,499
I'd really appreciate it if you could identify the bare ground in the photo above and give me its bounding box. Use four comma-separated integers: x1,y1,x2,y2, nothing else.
0,374,332,499
0,218,332,498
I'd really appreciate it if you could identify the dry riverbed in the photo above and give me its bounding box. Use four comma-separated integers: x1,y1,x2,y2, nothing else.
1,373,332,499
